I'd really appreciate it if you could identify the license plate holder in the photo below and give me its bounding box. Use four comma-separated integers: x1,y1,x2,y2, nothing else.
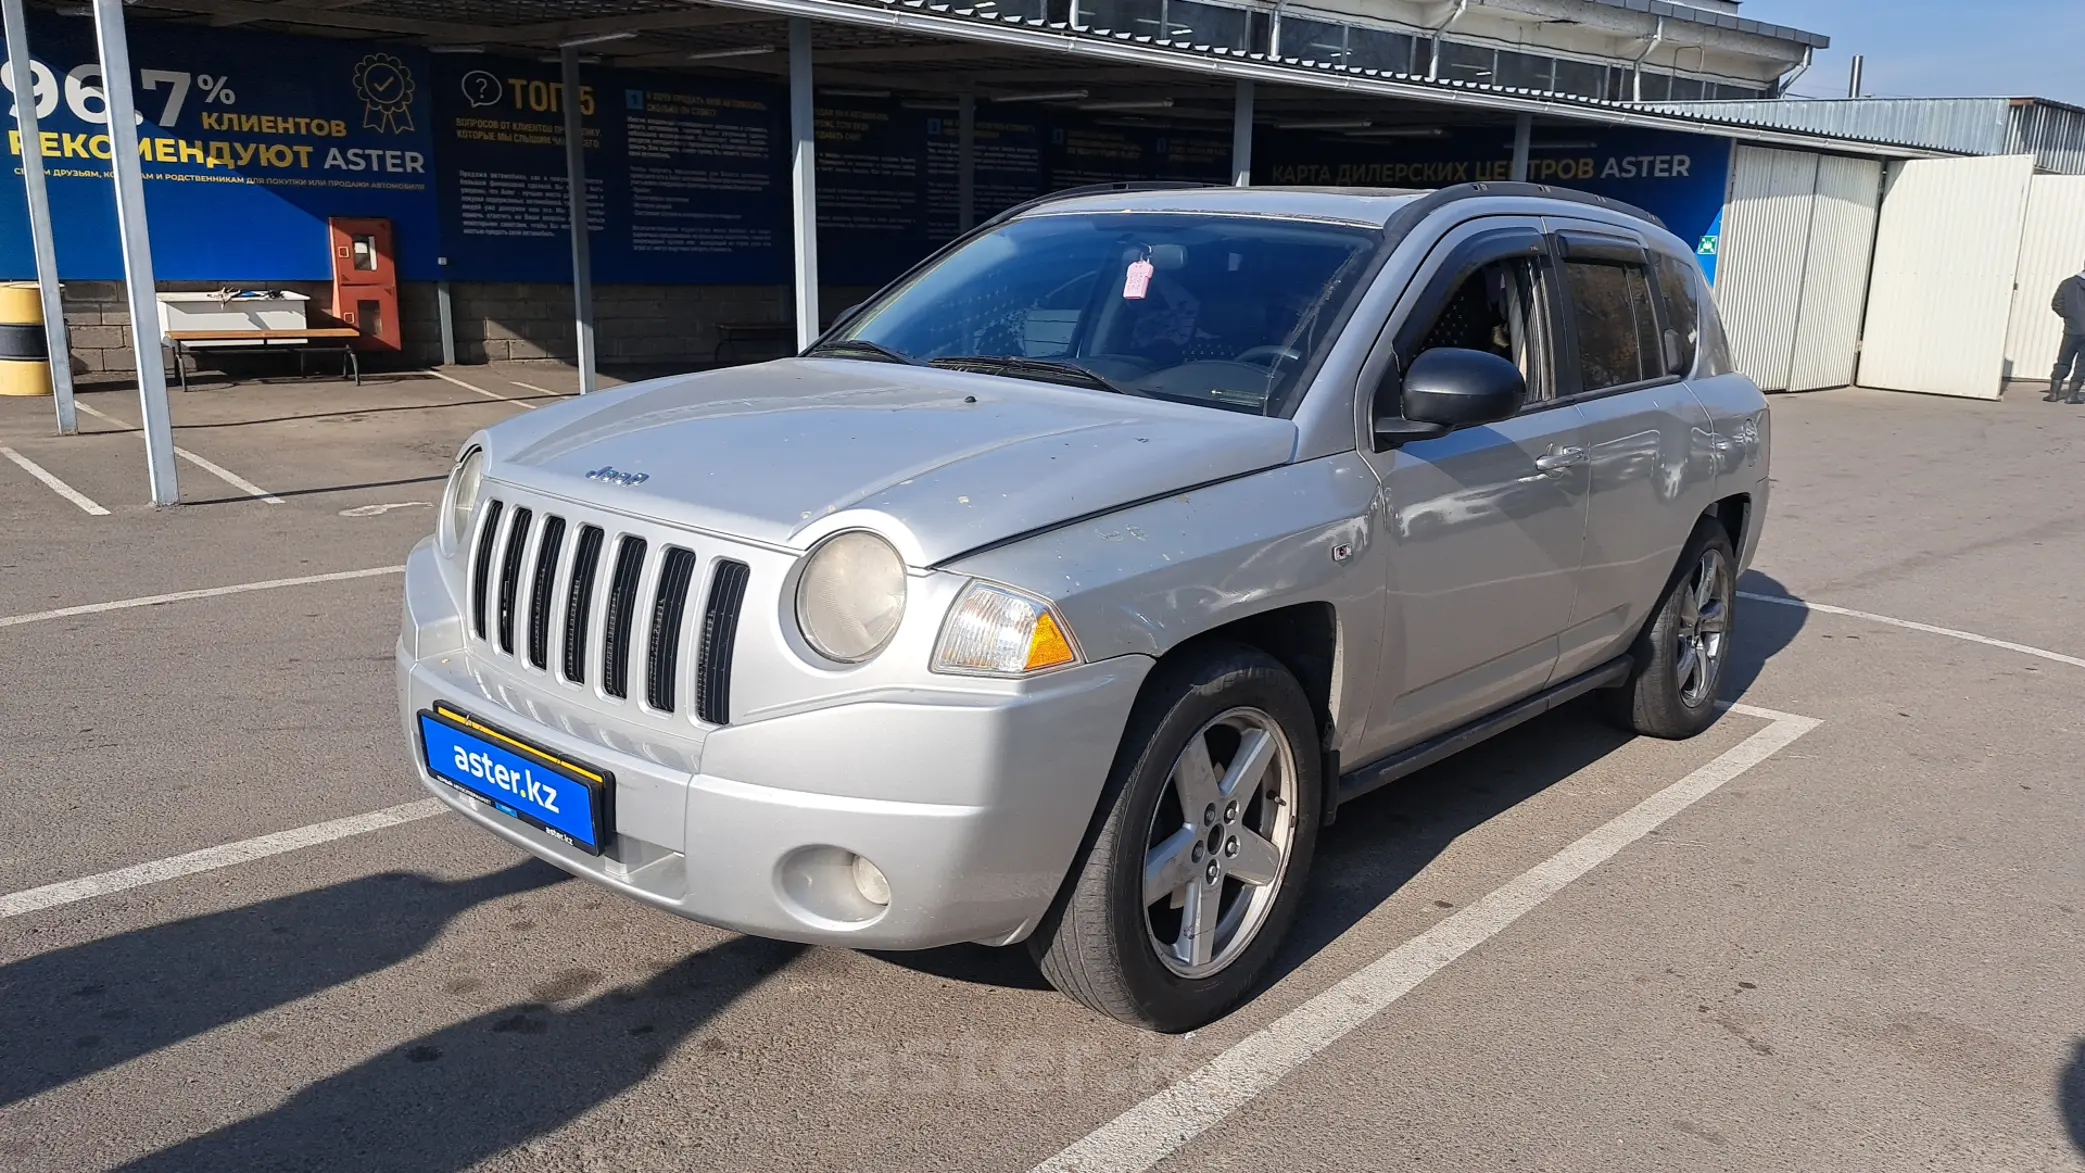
417,703,614,855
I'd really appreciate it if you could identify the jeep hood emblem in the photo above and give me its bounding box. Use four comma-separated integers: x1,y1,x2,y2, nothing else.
585,466,650,487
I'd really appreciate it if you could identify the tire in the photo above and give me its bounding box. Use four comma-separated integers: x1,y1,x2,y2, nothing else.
1605,517,1738,739
1029,643,1323,1032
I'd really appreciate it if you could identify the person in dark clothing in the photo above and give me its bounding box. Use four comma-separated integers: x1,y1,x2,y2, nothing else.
2051,266,2085,402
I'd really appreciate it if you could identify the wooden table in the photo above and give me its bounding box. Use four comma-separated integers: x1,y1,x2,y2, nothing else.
162,327,363,391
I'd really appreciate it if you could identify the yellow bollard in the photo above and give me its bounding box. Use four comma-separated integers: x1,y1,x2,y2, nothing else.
0,281,52,397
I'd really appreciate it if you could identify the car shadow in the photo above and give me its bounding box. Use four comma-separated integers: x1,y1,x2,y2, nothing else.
881,572,1807,999
0,861,566,1108
1728,569,1808,699
2063,1040,2085,1157
115,934,799,1173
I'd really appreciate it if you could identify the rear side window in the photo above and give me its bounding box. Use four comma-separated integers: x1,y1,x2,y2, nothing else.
1653,253,1702,376
1563,260,1662,391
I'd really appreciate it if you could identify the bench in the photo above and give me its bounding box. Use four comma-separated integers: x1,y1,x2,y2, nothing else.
162,327,363,392
712,322,796,366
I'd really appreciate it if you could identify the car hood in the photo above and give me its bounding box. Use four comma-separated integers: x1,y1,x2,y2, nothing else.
481,358,1299,565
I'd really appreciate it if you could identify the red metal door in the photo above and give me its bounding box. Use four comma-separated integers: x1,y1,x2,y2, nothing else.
329,217,400,353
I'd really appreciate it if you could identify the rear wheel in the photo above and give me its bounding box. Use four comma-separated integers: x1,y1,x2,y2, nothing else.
1030,644,1321,1032
1605,518,1737,739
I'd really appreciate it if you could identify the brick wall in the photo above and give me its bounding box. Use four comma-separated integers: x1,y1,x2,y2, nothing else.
62,279,881,375
59,279,333,374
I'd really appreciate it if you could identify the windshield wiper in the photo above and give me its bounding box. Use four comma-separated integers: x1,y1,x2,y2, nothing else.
928,355,1135,396
804,338,917,365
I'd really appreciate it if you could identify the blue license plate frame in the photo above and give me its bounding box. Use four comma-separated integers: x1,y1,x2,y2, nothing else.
417,703,614,855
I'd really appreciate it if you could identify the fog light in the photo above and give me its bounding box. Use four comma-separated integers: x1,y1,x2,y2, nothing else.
850,854,891,906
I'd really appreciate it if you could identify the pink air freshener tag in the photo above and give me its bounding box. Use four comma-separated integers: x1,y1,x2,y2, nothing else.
1122,259,1154,300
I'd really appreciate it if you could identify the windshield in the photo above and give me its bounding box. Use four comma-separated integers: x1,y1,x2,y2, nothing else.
825,211,1382,416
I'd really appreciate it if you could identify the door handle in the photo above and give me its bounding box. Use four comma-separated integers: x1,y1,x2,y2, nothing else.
1533,446,1587,474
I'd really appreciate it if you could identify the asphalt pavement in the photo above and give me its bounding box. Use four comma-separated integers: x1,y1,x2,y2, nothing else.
0,368,2079,1172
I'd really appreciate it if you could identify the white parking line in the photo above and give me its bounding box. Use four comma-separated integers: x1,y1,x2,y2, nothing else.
1031,703,1820,1173
1740,591,2085,671
0,565,405,630
73,401,285,504
507,379,561,397
0,446,109,515
173,446,287,504
0,800,445,920
426,367,535,409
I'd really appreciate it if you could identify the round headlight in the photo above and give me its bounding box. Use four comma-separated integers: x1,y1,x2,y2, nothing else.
442,447,484,555
796,531,908,663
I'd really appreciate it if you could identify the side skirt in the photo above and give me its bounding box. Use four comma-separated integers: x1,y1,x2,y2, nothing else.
1333,655,1635,811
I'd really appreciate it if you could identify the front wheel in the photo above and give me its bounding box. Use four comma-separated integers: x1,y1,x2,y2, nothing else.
1030,644,1322,1032
1605,517,1737,739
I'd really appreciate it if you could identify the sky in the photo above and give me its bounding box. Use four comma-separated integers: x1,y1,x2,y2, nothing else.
1740,0,2085,105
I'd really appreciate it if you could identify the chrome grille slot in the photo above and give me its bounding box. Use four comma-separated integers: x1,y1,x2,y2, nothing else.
468,499,504,641
495,507,532,655
527,516,566,670
645,548,698,712
562,525,604,684
696,560,750,726
601,536,648,700
459,488,751,726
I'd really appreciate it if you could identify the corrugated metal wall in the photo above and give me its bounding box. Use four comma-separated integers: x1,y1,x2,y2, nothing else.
1715,146,1819,391
2003,176,2085,386
1787,155,1884,392
1859,154,2037,399
1713,146,1880,393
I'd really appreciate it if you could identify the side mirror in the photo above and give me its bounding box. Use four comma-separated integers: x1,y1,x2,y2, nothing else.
1375,348,1526,445
828,302,867,331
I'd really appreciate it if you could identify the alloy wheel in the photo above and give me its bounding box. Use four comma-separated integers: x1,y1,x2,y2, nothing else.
1142,707,1299,979
1675,545,1731,708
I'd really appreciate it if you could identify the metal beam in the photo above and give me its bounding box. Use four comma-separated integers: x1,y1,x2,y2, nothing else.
809,42,994,65
436,278,457,367
91,0,178,505
788,18,818,350
424,7,778,46
135,0,486,40
208,0,372,29
957,90,974,231
561,45,597,394
149,0,777,44
1230,78,1252,186
2,0,75,435
1510,111,1531,182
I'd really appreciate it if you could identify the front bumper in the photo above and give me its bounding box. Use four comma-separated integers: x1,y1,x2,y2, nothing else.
398,539,1151,949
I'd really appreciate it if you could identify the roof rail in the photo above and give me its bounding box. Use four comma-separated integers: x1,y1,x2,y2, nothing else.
980,180,1221,231
1397,181,1669,231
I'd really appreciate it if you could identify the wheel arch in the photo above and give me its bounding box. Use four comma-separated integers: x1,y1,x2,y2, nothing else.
1142,599,1347,827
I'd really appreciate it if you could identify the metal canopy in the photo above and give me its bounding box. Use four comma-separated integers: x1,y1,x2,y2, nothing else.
110,0,1943,159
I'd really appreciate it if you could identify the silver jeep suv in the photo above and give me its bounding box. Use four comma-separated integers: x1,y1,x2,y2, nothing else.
398,182,1768,1031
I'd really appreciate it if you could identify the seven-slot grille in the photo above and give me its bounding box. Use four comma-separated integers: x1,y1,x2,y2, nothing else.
467,498,747,724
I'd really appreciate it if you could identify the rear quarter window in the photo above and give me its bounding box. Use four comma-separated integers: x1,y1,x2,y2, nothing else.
1656,253,1735,377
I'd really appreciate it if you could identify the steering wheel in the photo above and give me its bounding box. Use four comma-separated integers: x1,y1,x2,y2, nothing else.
1232,345,1304,368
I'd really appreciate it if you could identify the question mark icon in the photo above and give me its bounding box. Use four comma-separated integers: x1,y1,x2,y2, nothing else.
460,70,503,109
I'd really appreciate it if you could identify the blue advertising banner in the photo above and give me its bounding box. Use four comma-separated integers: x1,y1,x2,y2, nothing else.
926,113,1043,244
618,78,787,283
816,99,930,286
431,57,611,284
1259,127,1735,267
1046,119,1231,189
431,58,792,285
0,18,439,280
